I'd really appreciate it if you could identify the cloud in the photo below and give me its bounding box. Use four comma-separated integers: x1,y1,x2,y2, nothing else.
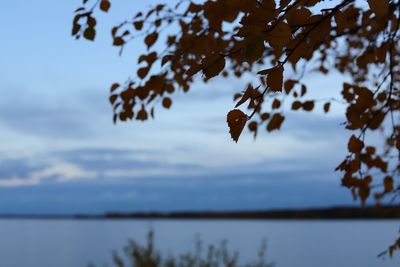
0,160,96,187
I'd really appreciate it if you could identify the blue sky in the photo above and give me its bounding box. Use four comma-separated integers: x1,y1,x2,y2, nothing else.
0,0,358,214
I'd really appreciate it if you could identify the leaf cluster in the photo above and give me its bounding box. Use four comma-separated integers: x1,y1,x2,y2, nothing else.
73,0,400,255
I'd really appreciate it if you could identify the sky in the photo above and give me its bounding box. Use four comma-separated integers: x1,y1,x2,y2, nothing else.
0,0,360,214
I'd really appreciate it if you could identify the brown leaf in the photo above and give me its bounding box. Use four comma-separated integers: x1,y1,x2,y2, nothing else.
271,99,281,109
248,121,258,139
113,37,125,46
134,21,143,30
266,66,283,92
235,85,254,108
284,79,297,94
202,55,225,79
302,101,314,111
110,83,120,92
99,0,111,12
358,185,370,206
242,36,265,63
291,101,302,110
260,113,270,121
109,94,118,104
162,97,172,109
323,102,330,113
72,23,81,35
367,0,389,17
348,135,364,153
227,109,248,142
137,67,150,79
384,176,393,192
145,32,158,49
137,105,148,121
267,113,285,132
83,27,96,41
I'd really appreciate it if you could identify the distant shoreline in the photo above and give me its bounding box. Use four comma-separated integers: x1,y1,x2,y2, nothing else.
1,206,400,220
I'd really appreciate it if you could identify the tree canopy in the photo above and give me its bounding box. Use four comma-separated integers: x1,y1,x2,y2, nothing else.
72,0,400,256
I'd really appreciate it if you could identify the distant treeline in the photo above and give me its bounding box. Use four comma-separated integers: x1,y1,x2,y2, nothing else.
101,206,400,220
2,206,400,220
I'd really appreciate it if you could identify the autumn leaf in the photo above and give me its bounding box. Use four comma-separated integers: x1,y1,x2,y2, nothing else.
227,109,248,142
145,32,158,49
291,101,302,110
134,21,144,30
137,105,148,121
323,102,330,113
348,135,364,153
110,83,120,92
358,185,370,206
83,27,95,41
235,85,255,108
367,0,389,17
259,66,283,92
137,67,150,79
202,55,226,79
302,101,314,111
242,36,265,63
99,0,111,12
248,121,258,139
162,97,172,109
384,176,393,192
113,37,125,46
109,94,118,105
267,113,285,132
271,99,281,109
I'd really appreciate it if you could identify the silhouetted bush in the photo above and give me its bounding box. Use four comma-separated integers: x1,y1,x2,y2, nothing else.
88,231,275,267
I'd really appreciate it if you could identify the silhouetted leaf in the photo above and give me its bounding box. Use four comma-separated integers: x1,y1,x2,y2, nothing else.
134,21,144,30
202,55,225,79
323,102,330,113
348,135,364,153
302,101,314,111
100,0,111,12
266,66,283,92
145,32,158,49
384,176,393,192
162,97,172,109
367,0,389,17
227,109,248,142
267,113,285,132
83,27,96,41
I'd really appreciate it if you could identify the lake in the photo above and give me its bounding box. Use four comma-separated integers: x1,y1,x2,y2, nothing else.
0,219,399,267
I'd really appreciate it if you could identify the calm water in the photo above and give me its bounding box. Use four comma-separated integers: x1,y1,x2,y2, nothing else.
1,219,400,267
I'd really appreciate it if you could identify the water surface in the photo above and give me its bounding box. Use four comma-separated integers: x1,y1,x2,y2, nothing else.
1,219,399,267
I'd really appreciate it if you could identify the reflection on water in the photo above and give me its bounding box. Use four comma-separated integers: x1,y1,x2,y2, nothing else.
0,219,399,267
